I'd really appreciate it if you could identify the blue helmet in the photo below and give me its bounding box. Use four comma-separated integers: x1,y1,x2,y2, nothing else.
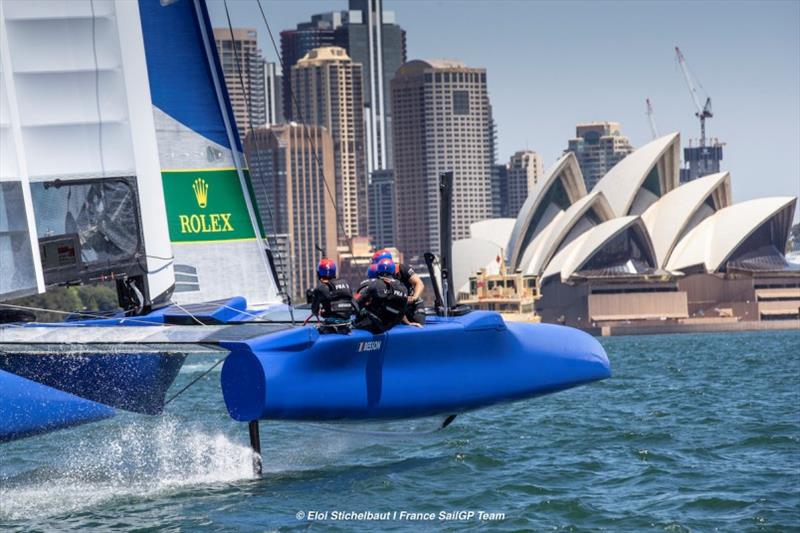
367,263,378,279
376,258,395,277
371,249,393,264
317,258,336,279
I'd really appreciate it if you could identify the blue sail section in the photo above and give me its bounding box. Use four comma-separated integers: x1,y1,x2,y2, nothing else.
0,370,115,443
195,0,244,153
138,0,235,149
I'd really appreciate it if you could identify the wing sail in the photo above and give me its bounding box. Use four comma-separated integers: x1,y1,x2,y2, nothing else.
138,0,281,307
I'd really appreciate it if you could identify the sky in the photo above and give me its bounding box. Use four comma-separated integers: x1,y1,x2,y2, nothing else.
207,0,800,212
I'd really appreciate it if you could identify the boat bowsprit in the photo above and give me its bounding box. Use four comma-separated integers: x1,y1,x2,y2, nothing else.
220,311,611,422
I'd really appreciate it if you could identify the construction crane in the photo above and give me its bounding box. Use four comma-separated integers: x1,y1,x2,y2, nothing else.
645,98,659,139
675,46,713,147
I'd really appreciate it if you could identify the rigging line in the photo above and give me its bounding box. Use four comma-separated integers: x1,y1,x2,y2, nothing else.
222,0,295,319
168,301,208,326
89,0,105,175
0,302,164,326
256,0,354,252
163,356,226,406
134,255,174,276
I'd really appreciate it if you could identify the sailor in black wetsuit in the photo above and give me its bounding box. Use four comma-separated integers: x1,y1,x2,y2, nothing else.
372,249,426,325
356,262,378,294
354,258,423,334
308,258,356,334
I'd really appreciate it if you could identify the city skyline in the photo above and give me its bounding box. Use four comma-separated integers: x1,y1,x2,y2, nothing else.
207,0,800,213
392,59,494,258
291,46,368,239
244,124,338,299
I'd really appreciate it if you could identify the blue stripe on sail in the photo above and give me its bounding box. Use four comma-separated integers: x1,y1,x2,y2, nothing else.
195,0,244,153
137,0,233,149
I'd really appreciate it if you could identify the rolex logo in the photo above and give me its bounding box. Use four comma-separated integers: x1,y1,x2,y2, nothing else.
192,178,209,208
179,176,234,235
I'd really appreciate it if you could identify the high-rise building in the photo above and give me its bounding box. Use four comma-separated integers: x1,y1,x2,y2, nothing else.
488,113,506,218
507,151,544,217
262,61,284,126
565,122,634,191
282,2,406,173
279,13,339,121
337,0,406,173
243,124,338,300
680,141,724,183
291,46,367,240
392,60,494,259
214,28,265,141
490,164,509,218
336,236,374,290
368,170,396,248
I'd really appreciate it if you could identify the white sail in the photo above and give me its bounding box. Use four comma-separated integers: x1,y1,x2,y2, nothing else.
0,0,281,309
0,20,44,301
0,0,174,305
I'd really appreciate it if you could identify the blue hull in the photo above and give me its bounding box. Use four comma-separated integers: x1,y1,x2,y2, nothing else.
220,311,611,422
0,351,186,415
0,370,115,442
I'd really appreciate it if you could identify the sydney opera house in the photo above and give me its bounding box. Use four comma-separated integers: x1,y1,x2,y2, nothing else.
454,133,799,330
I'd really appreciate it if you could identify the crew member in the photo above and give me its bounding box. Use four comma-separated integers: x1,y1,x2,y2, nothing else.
355,258,422,333
308,258,356,334
372,249,426,325
356,262,378,294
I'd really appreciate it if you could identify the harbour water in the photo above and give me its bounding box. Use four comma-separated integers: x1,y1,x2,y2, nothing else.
1,330,798,531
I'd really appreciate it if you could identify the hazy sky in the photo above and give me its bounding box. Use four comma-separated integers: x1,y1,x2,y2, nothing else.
208,0,800,212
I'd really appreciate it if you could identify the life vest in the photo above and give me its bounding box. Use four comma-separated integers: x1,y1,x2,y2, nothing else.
381,277,409,323
312,278,354,321
357,277,407,328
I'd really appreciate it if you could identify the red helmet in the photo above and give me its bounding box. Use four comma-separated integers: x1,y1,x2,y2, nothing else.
371,249,393,263
376,258,395,277
317,258,336,279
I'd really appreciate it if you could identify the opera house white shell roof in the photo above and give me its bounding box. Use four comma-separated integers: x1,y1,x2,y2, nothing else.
469,219,516,249
666,196,797,273
455,132,797,287
641,171,732,269
520,190,615,276
593,132,680,216
542,216,657,282
506,153,586,269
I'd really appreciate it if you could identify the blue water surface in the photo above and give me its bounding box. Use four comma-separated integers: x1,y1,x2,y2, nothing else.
1,330,798,531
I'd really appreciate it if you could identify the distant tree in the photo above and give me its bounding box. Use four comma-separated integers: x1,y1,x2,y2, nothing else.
7,283,120,323
75,284,119,312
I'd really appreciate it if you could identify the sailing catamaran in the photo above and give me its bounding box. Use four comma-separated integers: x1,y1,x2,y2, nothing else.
0,0,610,457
